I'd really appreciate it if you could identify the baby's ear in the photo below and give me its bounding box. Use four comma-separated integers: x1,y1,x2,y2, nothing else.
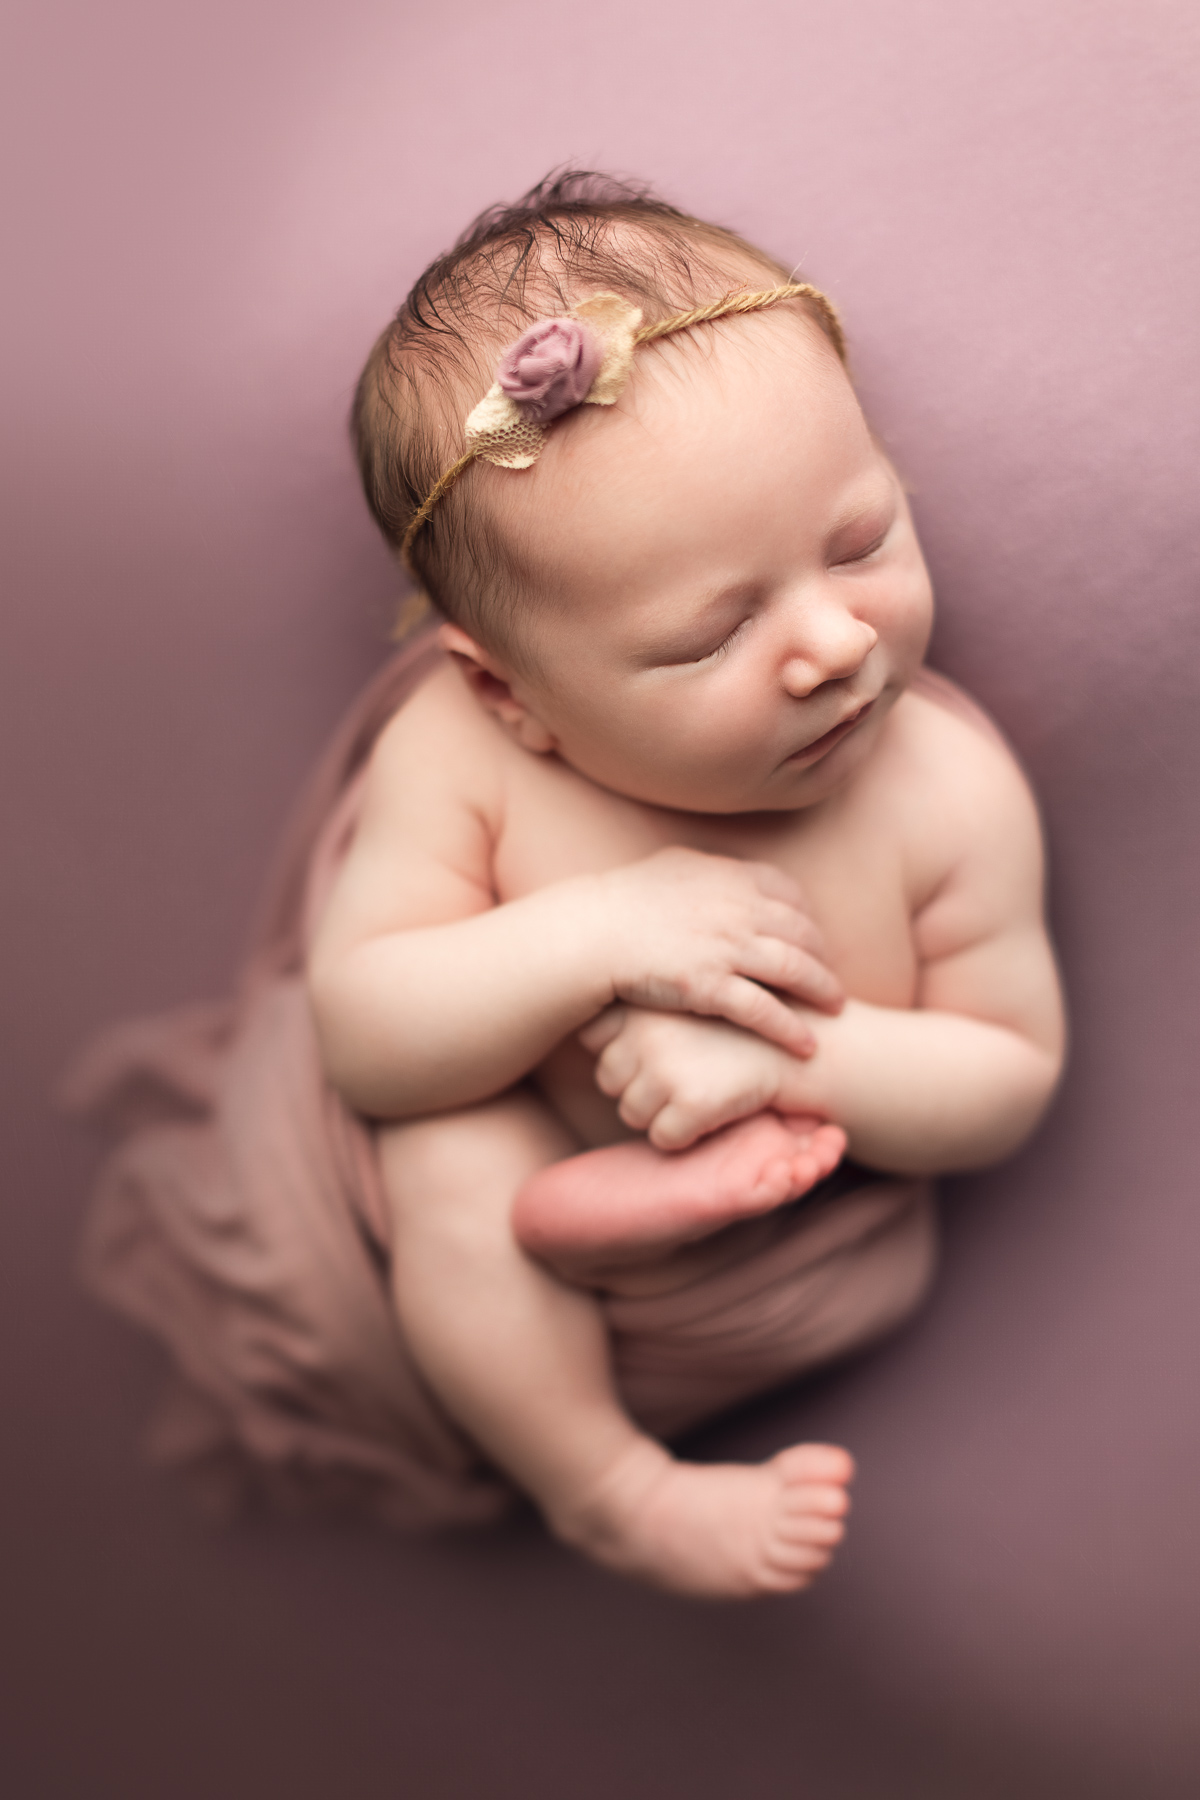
437,623,558,755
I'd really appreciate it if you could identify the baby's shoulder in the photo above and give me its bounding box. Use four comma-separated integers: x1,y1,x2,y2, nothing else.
366,660,510,813
883,669,1029,802
872,670,1042,879
904,666,1012,755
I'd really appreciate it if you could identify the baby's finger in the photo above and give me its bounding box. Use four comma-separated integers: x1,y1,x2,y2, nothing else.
709,975,817,1057
592,1036,639,1098
760,898,832,963
787,950,844,1013
617,1069,670,1132
579,1006,627,1055
649,1093,752,1151
647,1105,703,1151
744,939,843,1014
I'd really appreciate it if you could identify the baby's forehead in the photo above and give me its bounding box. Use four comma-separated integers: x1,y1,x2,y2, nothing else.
630,303,840,413
495,331,868,621
507,305,851,496
440,252,853,649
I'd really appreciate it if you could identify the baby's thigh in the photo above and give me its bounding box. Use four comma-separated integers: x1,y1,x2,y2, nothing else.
378,1088,580,1236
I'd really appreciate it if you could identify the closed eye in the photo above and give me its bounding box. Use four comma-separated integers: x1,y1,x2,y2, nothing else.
833,524,890,567
830,492,899,567
694,616,750,663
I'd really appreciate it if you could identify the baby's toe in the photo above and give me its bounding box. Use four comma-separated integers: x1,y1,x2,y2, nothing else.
789,1480,851,1518
777,1443,856,1488
786,1512,845,1547
746,1157,799,1207
774,1497,846,1544
764,1539,832,1582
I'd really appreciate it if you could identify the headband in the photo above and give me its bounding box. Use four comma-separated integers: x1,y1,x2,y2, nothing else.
400,282,844,565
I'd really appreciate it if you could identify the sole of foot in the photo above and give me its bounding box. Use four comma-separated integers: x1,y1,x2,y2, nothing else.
516,1112,848,1264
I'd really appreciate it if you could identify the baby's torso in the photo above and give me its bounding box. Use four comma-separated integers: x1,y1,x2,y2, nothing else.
380,660,997,1147
487,713,921,1002
496,742,918,1145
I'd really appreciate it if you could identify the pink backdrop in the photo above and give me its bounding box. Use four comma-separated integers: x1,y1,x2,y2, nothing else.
4,2,1199,1795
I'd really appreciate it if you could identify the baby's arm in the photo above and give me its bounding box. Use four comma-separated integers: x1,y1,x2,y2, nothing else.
308,677,840,1119
589,737,1065,1177
591,994,1057,1175
810,724,1065,1173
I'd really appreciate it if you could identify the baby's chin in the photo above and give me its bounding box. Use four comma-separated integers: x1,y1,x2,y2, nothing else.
715,710,890,813
566,757,862,818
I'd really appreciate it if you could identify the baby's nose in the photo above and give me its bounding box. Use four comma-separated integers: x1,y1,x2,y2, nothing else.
780,607,877,696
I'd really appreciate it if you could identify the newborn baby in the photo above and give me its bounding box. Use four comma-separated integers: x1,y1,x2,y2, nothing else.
309,175,1065,1598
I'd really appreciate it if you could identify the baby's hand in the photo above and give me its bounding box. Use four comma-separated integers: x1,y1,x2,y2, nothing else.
596,847,842,1057
581,1005,816,1150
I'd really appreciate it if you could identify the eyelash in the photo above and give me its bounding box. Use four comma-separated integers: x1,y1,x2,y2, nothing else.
700,618,748,662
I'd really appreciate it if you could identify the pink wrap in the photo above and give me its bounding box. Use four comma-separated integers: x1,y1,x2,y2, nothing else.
63,633,937,1530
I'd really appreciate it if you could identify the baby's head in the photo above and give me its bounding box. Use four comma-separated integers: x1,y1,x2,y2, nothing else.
354,172,934,814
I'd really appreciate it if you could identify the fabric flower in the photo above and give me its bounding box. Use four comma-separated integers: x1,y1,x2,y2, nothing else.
495,318,604,422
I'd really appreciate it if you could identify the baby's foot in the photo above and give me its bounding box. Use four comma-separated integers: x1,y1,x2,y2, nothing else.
551,1439,855,1599
514,1112,846,1267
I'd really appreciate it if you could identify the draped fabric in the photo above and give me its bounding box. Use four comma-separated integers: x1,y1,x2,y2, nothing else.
64,633,936,1528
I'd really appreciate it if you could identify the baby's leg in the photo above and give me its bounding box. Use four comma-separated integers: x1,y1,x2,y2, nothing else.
379,1091,853,1599
513,1112,847,1277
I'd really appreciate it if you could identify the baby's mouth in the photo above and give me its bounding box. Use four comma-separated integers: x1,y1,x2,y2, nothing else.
787,700,873,765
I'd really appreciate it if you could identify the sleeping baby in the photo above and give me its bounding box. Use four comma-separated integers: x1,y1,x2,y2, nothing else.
307,172,1065,1598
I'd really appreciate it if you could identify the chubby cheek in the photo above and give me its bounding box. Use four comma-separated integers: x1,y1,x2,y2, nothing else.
552,694,750,808
858,579,929,691
621,713,760,809
889,548,935,662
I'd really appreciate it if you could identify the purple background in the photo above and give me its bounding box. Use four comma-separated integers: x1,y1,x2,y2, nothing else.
4,2,1200,1794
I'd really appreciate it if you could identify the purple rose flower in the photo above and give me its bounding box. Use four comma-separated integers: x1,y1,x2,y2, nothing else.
495,318,604,423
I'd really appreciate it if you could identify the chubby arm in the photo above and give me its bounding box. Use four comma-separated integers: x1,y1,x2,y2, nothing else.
308,674,841,1119
589,718,1066,1175
777,997,1061,1174
837,712,1066,1171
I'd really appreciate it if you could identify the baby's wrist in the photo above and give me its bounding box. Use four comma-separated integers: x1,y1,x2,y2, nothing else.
569,870,624,1011
587,866,646,1003
771,1006,842,1116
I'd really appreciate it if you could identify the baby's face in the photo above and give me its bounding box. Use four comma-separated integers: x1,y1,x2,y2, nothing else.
488,309,934,815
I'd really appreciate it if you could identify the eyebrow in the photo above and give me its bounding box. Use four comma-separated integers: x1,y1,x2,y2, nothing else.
823,475,897,541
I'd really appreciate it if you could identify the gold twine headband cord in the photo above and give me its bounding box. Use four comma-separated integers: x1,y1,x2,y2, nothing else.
400,282,844,566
